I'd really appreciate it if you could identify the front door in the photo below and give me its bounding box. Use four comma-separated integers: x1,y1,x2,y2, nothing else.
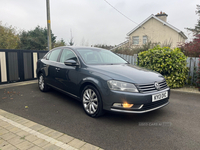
55,49,79,96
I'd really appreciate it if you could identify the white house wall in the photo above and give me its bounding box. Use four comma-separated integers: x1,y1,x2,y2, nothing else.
129,18,185,48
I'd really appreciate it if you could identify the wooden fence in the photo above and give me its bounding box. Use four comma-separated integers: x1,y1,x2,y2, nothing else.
117,53,200,85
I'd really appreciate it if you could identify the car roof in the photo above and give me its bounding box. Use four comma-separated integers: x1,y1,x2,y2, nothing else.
55,46,108,51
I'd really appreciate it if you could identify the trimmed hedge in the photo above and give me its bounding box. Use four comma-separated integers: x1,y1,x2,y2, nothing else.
138,46,188,88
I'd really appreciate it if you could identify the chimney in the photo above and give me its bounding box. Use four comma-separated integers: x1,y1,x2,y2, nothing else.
155,11,168,22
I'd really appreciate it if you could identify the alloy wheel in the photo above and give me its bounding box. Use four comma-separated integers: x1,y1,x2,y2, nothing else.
39,75,44,90
83,89,98,114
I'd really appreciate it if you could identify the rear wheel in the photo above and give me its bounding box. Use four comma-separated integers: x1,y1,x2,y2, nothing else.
82,85,104,118
38,73,49,92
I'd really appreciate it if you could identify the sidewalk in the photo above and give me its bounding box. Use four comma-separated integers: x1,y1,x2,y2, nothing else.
0,109,102,150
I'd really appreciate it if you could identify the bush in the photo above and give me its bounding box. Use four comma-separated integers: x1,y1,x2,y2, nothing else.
113,40,172,55
138,46,188,88
179,34,200,57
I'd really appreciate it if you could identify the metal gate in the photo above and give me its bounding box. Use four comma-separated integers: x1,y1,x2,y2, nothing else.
0,49,48,84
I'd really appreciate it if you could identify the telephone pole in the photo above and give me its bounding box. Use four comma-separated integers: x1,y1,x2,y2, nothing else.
46,0,51,51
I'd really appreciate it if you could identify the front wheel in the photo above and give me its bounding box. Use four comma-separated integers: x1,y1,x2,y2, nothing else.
38,73,49,92
82,85,104,118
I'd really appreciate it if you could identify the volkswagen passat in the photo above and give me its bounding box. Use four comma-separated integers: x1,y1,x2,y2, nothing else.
36,46,170,117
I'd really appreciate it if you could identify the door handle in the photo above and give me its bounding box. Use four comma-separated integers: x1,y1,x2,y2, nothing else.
55,68,60,71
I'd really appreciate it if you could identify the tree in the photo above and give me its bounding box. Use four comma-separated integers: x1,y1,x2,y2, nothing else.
187,5,200,35
54,38,66,48
179,34,200,57
0,22,19,49
180,5,200,57
18,26,56,50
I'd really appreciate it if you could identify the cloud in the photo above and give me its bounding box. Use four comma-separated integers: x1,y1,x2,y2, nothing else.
0,0,199,46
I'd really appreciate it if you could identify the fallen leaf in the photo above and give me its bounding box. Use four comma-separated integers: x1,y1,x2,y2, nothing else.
2,97,7,99
25,106,28,108
10,98,13,99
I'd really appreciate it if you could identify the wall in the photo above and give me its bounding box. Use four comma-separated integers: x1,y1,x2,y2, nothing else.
129,18,186,48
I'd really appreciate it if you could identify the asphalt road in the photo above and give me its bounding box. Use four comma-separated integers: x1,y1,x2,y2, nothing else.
0,83,200,150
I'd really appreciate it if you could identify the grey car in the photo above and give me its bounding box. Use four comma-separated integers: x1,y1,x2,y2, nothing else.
36,46,170,117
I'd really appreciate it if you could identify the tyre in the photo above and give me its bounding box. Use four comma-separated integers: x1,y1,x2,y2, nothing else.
38,73,50,92
82,85,104,118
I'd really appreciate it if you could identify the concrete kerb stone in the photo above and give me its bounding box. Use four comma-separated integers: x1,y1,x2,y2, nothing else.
171,88,200,94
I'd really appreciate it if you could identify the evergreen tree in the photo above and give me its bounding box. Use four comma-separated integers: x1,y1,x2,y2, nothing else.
187,5,200,35
19,26,56,50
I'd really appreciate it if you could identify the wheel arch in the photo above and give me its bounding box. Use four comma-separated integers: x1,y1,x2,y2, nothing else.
79,78,103,99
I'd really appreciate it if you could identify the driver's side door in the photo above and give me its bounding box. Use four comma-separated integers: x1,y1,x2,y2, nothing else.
55,49,79,96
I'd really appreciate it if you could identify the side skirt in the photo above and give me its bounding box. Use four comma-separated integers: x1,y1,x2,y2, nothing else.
47,83,81,101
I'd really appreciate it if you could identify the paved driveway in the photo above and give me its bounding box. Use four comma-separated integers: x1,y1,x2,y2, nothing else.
0,83,200,150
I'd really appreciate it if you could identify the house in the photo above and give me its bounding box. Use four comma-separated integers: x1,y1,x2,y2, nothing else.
112,12,187,50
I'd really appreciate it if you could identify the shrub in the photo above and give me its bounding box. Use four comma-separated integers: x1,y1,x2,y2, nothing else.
179,34,200,57
113,40,172,55
138,46,188,88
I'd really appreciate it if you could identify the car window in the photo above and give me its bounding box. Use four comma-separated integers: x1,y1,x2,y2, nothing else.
60,49,77,63
46,52,51,60
77,48,127,65
43,52,51,59
48,49,61,62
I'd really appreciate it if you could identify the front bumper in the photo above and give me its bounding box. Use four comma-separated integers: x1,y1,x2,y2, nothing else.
102,88,170,113
110,101,169,113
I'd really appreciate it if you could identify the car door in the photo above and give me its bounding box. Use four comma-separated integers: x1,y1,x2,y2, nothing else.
46,49,62,87
55,48,79,96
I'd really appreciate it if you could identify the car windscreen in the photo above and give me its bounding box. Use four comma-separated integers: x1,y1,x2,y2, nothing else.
76,48,127,65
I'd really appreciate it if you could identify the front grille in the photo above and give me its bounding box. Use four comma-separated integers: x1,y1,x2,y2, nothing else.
137,80,168,93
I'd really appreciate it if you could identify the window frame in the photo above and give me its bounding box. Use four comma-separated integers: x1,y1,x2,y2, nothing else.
132,36,139,45
143,36,147,44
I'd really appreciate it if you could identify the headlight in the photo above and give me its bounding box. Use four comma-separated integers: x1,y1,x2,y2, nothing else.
107,80,138,93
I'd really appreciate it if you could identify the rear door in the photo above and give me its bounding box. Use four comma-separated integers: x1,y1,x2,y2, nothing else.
45,49,62,87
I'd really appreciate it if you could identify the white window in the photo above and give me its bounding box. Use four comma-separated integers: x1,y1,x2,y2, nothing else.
132,36,139,45
143,36,147,44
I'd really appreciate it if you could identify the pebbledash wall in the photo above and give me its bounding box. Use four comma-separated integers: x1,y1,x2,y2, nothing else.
0,49,48,84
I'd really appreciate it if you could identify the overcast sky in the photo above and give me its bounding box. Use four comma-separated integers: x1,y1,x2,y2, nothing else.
0,0,199,46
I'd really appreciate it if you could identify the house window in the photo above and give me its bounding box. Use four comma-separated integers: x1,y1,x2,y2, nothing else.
143,36,147,44
132,36,139,45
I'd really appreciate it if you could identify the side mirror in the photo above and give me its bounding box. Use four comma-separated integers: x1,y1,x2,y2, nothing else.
64,59,79,66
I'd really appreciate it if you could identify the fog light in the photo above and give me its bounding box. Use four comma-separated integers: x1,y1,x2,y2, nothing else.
113,103,122,107
122,102,134,108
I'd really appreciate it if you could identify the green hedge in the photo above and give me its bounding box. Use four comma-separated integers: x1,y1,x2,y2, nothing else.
138,46,188,88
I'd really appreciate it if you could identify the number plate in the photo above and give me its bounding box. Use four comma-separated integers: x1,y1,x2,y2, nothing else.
152,91,168,102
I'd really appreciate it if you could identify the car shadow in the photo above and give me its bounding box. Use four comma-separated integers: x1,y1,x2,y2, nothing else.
48,87,169,126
